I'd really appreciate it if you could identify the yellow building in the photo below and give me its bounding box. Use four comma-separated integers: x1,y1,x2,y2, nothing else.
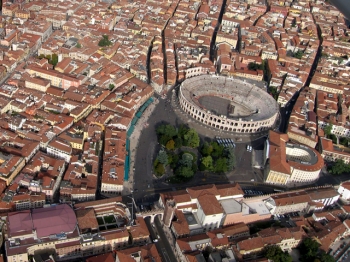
0,153,25,185
24,77,50,92
70,104,92,123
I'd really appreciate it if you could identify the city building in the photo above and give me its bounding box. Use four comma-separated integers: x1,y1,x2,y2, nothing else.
264,131,324,186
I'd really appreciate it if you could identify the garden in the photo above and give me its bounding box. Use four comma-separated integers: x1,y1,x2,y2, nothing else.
153,123,236,183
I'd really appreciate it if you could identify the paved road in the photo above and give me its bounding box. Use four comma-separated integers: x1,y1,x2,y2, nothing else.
132,94,180,201
144,216,177,262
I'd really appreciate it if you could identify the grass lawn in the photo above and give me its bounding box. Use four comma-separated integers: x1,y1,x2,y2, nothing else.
104,215,116,224
97,217,104,225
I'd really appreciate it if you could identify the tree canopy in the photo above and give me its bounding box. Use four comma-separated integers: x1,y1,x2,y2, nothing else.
200,141,235,173
248,62,264,71
177,166,194,178
214,157,227,173
183,128,200,148
323,124,333,138
201,155,214,171
298,238,334,262
262,245,292,262
180,153,193,168
165,139,175,150
293,50,304,59
157,150,168,166
328,159,350,175
98,35,112,47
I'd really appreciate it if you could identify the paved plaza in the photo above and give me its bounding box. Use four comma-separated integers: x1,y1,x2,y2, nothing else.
123,86,270,202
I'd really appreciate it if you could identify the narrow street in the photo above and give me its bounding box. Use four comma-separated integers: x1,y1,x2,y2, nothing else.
144,216,178,262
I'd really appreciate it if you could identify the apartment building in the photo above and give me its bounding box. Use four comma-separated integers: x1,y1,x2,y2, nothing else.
319,137,350,164
0,152,25,185
237,226,305,256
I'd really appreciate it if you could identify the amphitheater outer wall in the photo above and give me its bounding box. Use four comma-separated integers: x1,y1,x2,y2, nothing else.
178,75,279,134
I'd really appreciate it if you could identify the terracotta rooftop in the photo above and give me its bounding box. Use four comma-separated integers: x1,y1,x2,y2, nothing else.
75,208,98,233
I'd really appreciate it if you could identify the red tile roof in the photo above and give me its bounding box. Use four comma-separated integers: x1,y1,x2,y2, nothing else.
31,204,77,238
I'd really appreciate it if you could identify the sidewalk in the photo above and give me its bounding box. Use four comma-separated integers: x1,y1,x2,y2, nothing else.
122,98,159,196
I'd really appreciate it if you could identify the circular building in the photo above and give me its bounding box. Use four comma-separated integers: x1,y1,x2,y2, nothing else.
265,131,324,187
178,75,279,133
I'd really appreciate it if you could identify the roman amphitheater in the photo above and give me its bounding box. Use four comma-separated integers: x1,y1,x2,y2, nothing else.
178,75,279,133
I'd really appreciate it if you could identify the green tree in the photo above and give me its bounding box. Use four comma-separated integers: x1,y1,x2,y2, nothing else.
319,252,335,262
180,153,193,168
51,54,58,66
174,137,183,148
170,154,179,169
211,142,224,159
293,50,304,59
178,124,189,139
156,124,177,144
109,84,115,91
157,150,168,166
201,155,214,171
153,158,159,168
323,124,333,138
156,124,177,140
263,245,292,262
215,157,228,173
329,159,350,175
155,163,165,175
268,86,279,100
177,166,194,178
201,142,213,156
248,62,263,71
98,35,112,47
299,238,320,262
340,137,350,147
76,42,82,48
183,128,200,148
166,139,175,150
